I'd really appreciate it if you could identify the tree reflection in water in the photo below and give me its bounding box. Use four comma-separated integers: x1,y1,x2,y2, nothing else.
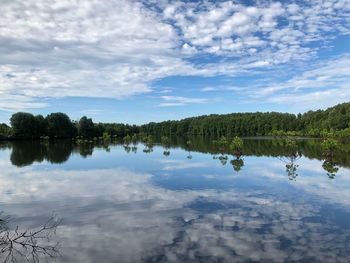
321,140,340,179
161,136,171,157
230,157,244,172
218,155,228,166
131,146,138,154
76,143,94,158
277,139,301,181
123,145,131,153
212,137,229,166
0,213,61,263
230,138,244,173
5,138,350,180
10,141,72,167
186,140,193,159
143,146,153,153
143,136,154,154
212,155,229,166
322,159,339,179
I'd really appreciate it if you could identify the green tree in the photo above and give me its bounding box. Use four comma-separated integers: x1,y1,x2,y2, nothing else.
161,136,170,148
138,102,350,139
102,132,111,141
123,134,131,146
78,116,95,138
161,136,171,156
143,135,154,153
34,115,48,137
214,136,228,150
46,113,76,138
0,123,12,138
145,135,154,147
10,112,37,138
321,138,340,157
230,136,244,156
213,136,229,165
131,134,138,145
284,139,298,157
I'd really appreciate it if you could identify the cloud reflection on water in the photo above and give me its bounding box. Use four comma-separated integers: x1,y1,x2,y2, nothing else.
1,154,350,262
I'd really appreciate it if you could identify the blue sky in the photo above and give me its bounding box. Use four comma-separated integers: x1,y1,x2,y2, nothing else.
0,0,349,124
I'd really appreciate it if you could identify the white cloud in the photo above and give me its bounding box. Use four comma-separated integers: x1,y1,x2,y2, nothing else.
165,0,349,61
247,55,350,110
160,159,209,170
181,43,197,55
0,0,349,111
0,91,48,111
0,0,188,109
200,86,243,92
1,158,350,262
158,96,214,107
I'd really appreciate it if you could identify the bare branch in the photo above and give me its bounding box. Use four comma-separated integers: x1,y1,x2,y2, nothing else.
0,213,61,263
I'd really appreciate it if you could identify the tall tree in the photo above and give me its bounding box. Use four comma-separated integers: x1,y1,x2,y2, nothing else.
77,116,95,138
34,115,48,137
10,112,37,138
46,113,76,138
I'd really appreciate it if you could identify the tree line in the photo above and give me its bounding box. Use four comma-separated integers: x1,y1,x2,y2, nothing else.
140,102,350,138
0,102,350,140
0,112,139,140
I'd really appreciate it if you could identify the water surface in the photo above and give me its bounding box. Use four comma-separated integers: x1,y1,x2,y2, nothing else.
0,139,350,262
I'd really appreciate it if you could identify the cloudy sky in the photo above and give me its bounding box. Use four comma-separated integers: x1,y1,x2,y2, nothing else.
0,0,349,124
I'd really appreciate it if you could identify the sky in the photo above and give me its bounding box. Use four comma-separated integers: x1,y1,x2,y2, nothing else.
0,0,349,124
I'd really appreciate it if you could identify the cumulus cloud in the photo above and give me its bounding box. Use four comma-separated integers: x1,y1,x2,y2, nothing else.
164,0,350,60
0,0,349,110
0,0,185,109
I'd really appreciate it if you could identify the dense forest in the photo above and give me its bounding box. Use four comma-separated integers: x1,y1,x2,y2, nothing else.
0,112,139,140
1,102,350,140
140,102,350,138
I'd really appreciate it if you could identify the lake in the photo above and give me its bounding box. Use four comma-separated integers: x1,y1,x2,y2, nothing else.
0,138,350,262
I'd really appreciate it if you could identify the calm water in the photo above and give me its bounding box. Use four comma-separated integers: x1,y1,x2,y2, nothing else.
0,139,350,262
